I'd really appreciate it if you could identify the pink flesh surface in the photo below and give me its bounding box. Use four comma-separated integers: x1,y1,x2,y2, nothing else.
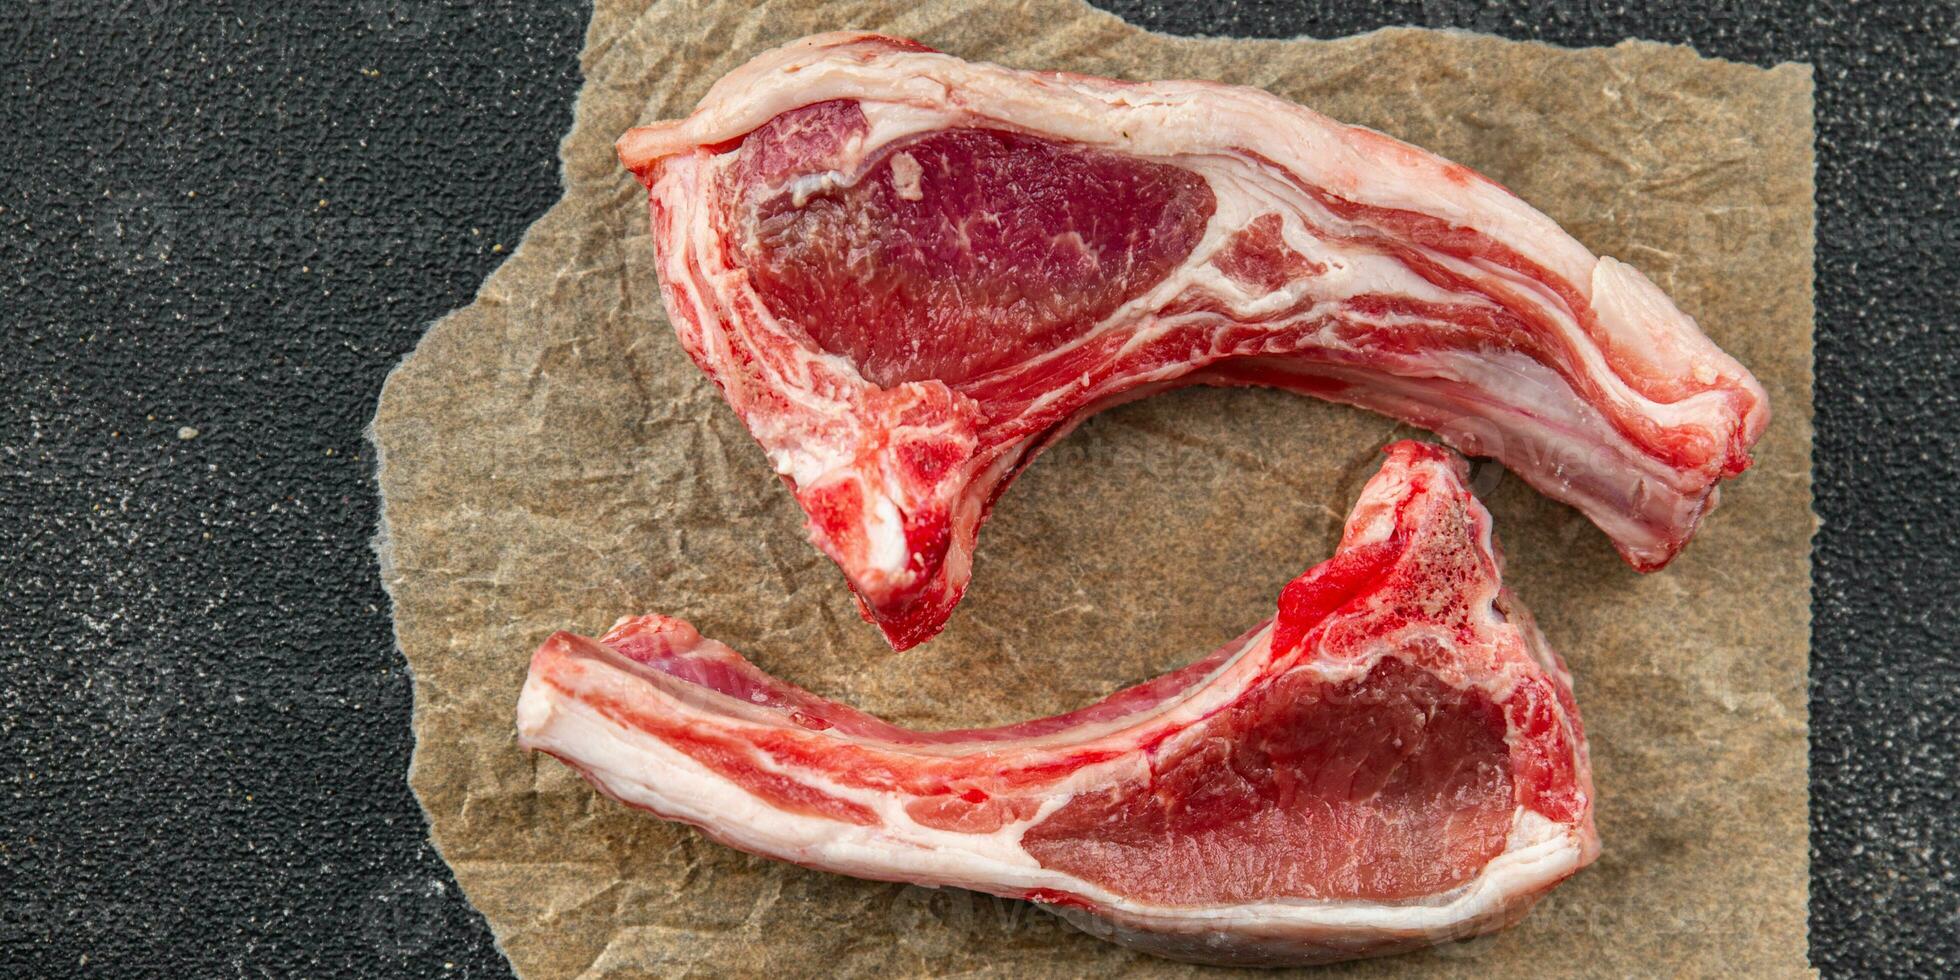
736,103,1217,387
625,34,1770,650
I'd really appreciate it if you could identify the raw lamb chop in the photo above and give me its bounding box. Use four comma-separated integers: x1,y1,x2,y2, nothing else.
517,441,1599,966
619,32,1770,650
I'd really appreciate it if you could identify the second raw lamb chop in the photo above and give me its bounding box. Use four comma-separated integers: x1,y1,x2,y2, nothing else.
620,32,1769,648
518,441,1598,965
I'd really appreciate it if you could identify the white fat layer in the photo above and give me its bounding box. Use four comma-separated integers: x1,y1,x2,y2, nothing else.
519,671,1585,936
889,151,924,200
634,36,1599,285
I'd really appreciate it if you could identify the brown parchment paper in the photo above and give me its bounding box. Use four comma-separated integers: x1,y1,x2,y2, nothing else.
371,1,1816,976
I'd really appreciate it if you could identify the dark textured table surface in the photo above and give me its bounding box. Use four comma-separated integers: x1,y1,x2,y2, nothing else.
3,2,1953,977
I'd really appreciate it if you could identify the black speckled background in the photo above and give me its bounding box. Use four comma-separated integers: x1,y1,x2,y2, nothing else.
1,1,1952,977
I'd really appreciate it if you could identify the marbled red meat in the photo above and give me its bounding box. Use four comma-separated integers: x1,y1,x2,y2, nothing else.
517,442,1599,966
1020,657,1516,905
737,105,1217,387
619,33,1770,649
